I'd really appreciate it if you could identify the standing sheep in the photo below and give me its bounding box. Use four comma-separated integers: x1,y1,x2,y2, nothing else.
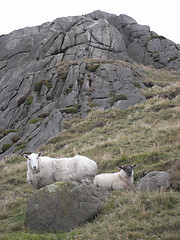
93,164,138,190
24,152,98,189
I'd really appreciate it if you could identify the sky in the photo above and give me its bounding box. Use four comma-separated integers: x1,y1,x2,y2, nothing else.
0,0,180,44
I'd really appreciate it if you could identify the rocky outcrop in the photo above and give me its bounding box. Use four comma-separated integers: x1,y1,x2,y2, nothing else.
25,181,108,232
0,57,146,159
85,11,180,69
136,171,171,191
0,10,180,160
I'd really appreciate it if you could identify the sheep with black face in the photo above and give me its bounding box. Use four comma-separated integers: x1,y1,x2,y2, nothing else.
93,164,138,190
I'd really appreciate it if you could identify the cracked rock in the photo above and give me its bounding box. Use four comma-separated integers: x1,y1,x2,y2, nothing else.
136,171,171,191
25,181,108,232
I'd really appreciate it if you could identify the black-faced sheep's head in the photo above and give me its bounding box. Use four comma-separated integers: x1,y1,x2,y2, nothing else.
24,152,41,173
119,164,138,177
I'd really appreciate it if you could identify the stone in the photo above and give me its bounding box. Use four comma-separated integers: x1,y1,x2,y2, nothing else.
127,42,145,63
0,132,19,153
25,182,108,232
147,38,162,52
61,17,127,61
117,14,137,27
136,171,171,192
129,24,150,38
23,109,63,152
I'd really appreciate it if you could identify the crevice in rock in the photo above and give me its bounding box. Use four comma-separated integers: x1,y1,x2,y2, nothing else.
6,50,30,61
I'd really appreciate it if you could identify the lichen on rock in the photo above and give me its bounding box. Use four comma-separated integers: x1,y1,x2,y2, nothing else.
25,181,108,232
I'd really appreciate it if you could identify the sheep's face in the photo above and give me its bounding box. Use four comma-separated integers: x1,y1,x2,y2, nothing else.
119,164,138,177
24,152,41,173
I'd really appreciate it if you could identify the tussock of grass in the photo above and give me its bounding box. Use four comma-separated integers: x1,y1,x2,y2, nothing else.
67,190,180,240
0,63,180,239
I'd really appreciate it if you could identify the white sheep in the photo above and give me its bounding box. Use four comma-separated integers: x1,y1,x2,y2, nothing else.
24,152,98,189
93,164,138,190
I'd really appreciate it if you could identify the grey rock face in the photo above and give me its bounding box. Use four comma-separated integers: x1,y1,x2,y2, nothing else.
136,171,171,191
86,10,180,69
25,181,108,232
0,57,146,159
0,10,180,160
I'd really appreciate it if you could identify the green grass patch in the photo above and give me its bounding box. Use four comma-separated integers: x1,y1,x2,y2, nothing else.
109,94,128,105
86,63,100,72
26,96,33,105
2,143,14,152
61,105,80,114
132,81,142,88
29,118,42,124
34,81,43,93
0,129,19,140
14,145,26,153
34,80,52,93
44,80,52,90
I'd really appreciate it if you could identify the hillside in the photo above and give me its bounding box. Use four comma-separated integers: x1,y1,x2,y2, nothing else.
1,10,180,160
0,9,180,239
0,63,180,239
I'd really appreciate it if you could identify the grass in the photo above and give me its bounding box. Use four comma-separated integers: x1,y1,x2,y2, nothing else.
86,63,101,72
109,94,128,105
0,129,20,140
61,105,80,114
1,143,14,152
0,63,180,239
26,96,33,105
34,80,52,93
29,119,42,124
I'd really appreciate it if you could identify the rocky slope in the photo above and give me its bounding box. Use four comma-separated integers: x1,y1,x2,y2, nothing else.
0,10,180,160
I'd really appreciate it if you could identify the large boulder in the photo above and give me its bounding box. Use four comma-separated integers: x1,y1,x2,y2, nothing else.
25,181,108,232
136,171,171,191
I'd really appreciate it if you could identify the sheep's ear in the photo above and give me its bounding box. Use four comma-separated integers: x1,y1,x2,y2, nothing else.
118,166,123,170
132,164,138,168
23,154,29,159
38,152,41,157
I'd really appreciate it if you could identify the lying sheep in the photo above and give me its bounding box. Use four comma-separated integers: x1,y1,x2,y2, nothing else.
24,152,98,189
93,164,138,190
